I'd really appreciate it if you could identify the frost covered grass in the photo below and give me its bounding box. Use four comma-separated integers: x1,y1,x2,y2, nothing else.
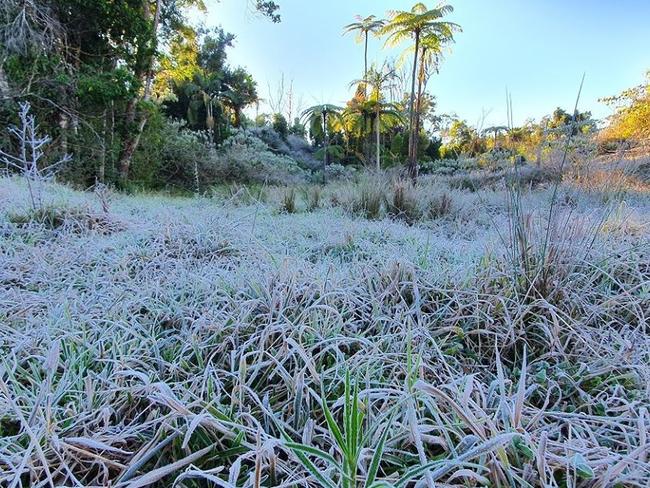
0,161,649,487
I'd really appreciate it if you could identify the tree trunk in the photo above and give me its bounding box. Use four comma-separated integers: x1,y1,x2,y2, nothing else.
376,110,381,171
407,31,420,182
412,46,428,174
322,111,328,184
0,66,9,96
233,107,242,127
364,33,368,92
117,0,161,182
59,112,69,154
98,109,107,183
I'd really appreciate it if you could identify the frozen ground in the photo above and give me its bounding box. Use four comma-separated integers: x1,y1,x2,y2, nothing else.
0,173,648,487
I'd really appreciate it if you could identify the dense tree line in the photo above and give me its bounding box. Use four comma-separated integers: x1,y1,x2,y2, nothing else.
0,0,279,188
2,0,638,192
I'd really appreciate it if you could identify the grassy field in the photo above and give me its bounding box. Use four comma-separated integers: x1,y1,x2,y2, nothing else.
1,159,649,487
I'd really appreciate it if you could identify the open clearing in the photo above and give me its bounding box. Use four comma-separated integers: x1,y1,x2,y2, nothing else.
1,163,649,487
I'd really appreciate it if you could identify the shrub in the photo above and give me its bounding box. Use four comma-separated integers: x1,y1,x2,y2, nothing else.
506,166,562,189
0,102,70,210
448,171,503,192
314,144,345,164
130,117,212,191
215,129,309,185
249,126,291,153
272,113,289,140
313,163,356,183
632,159,650,183
477,148,515,171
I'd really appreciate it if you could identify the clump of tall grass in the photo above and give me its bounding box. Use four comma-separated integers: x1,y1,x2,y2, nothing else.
387,180,421,224
426,192,453,219
280,187,297,213
7,204,122,234
350,181,385,220
305,185,322,211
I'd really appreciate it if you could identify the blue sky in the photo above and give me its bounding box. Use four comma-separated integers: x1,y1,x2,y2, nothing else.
199,0,650,128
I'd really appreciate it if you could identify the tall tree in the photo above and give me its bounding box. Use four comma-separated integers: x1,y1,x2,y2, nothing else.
380,3,459,181
350,66,403,170
344,15,384,163
301,104,341,183
343,15,385,90
118,0,164,182
412,35,445,158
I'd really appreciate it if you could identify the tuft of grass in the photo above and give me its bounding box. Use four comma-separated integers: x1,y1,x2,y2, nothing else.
350,182,385,220
280,187,297,213
387,180,421,224
7,205,122,234
305,185,322,211
8,205,67,228
426,192,453,220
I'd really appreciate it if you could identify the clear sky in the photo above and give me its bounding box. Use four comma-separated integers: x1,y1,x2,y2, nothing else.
199,0,650,128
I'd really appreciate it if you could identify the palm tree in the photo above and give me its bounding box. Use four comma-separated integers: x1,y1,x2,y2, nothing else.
380,3,459,181
483,125,509,147
343,15,385,89
412,35,446,157
351,66,404,170
344,16,385,164
342,97,373,163
301,104,342,183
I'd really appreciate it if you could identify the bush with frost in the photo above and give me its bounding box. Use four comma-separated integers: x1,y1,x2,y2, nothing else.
214,129,309,185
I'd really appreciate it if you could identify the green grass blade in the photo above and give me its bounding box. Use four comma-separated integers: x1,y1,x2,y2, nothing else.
285,443,338,488
365,412,395,487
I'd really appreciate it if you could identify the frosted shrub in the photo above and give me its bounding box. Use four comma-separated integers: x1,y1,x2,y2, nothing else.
287,134,321,171
215,129,309,185
157,120,213,191
250,126,290,153
313,163,356,183
478,148,515,171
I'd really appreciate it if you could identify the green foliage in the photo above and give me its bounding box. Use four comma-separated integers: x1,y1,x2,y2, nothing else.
76,68,138,106
128,116,207,189
0,0,276,188
315,145,345,163
287,372,394,488
601,71,650,144
272,113,289,140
